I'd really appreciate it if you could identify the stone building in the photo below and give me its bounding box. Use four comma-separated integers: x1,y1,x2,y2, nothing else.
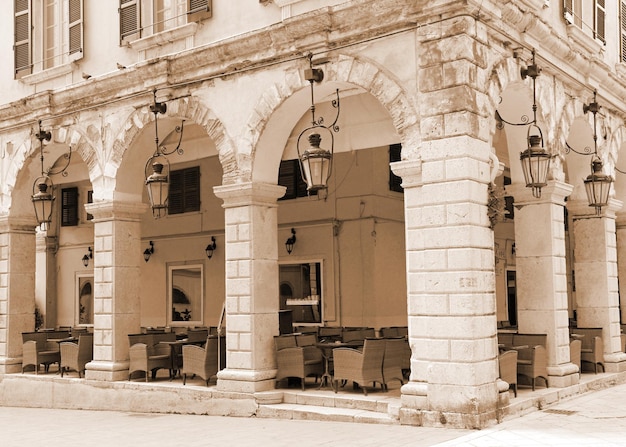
0,0,626,429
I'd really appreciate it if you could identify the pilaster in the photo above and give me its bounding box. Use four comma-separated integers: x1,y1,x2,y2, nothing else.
213,182,286,393
83,200,148,381
508,181,579,387
570,198,626,372
0,216,37,374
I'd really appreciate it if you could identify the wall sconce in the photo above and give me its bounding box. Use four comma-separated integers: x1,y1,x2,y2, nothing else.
296,54,340,192
31,120,72,230
144,89,185,219
285,228,297,254
143,241,154,262
496,49,551,198
566,90,613,215
82,246,93,267
205,236,217,259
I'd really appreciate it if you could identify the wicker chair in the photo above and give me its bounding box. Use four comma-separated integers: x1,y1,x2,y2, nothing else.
274,334,323,391
581,335,604,373
382,337,406,389
182,336,219,386
128,341,171,381
516,345,548,391
333,338,385,395
498,349,518,397
22,332,60,374
60,334,93,378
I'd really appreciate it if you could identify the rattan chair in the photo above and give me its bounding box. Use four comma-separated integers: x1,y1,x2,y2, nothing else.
382,337,406,389
182,336,219,386
128,341,171,381
498,349,518,397
22,332,60,374
569,338,582,373
333,338,385,395
516,345,548,391
581,335,604,373
274,334,323,390
60,334,93,378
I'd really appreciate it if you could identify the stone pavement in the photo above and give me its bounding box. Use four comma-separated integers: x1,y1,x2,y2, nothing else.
2,382,626,446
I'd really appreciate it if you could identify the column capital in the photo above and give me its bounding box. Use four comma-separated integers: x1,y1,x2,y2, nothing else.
213,182,286,208
0,215,38,233
84,200,148,222
506,180,573,207
390,159,422,188
568,197,623,219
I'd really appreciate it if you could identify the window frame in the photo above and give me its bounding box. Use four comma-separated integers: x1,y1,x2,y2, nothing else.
167,262,204,327
279,260,323,326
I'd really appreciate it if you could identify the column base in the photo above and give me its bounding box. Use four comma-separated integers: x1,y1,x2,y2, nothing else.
603,352,626,372
216,368,277,393
547,362,580,387
0,357,23,374
84,360,130,381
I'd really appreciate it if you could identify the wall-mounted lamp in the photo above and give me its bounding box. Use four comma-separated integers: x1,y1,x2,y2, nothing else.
205,236,217,259
285,228,297,254
566,90,613,215
143,241,154,262
82,246,93,267
296,54,340,192
31,120,72,230
496,49,551,198
144,89,185,219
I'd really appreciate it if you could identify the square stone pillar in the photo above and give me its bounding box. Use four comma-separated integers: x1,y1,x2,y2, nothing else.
84,201,148,381
570,198,626,372
0,217,37,374
615,212,626,324
213,182,286,393
507,181,578,386
392,136,499,429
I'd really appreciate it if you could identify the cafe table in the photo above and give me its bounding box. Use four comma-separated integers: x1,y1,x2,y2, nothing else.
159,339,206,379
315,340,364,389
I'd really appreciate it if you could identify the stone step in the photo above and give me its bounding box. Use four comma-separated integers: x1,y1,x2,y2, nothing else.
257,402,399,425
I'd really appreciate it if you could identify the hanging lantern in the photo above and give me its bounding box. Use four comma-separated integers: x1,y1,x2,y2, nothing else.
145,156,169,219
299,133,333,192
32,175,54,231
519,128,551,198
584,157,613,215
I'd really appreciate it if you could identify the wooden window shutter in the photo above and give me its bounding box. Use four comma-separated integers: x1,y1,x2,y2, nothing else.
278,160,314,200
389,143,403,193
61,187,79,227
86,190,93,221
595,0,606,43
168,166,200,215
622,1,626,62
187,0,212,22
119,0,140,43
14,0,31,78
68,0,83,59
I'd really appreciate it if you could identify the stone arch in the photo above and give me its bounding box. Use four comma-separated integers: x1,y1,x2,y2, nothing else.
107,95,237,200
246,53,421,184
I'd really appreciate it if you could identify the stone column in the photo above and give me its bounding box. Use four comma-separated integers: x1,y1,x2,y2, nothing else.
615,212,626,324
392,137,499,429
213,182,285,393
36,235,58,328
84,200,148,381
0,217,37,374
508,181,578,387
570,198,626,372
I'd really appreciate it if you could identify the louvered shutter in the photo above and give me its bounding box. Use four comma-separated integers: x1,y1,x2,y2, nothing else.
187,0,212,22
596,0,606,43
564,0,573,15
278,160,298,200
169,169,183,214
61,187,79,227
14,0,31,78
168,167,200,214
622,1,626,62
68,0,83,59
120,0,140,43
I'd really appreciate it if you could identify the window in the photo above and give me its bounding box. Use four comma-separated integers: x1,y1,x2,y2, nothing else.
622,1,626,62
563,0,582,27
389,143,403,193
278,159,317,200
76,274,94,326
13,0,83,78
280,262,322,325
563,0,604,44
168,264,203,326
119,0,211,43
61,187,79,227
168,166,200,214
594,0,606,43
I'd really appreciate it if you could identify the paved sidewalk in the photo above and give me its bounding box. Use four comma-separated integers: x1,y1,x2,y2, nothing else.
2,382,626,446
